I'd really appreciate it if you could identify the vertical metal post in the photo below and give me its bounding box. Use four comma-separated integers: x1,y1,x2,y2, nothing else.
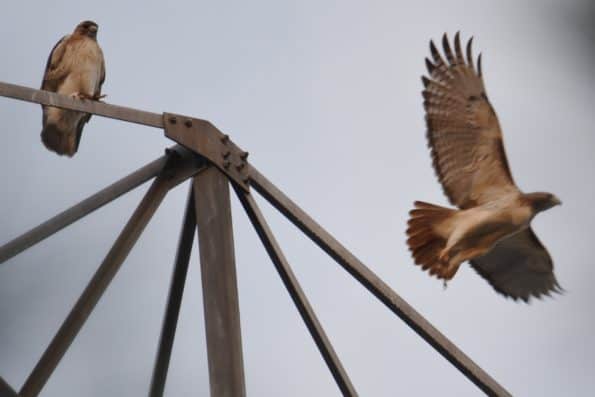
193,168,246,397
149,185,196,397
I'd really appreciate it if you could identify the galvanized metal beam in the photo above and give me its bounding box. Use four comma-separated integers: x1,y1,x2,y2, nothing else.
235,187,358,397
0,151,173,265
19,149,206,397
149,185,196,397
247,166,512,397
193,168,246,397
0,81,163,128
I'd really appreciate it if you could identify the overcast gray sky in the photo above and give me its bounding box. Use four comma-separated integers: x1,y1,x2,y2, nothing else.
1,1,594,396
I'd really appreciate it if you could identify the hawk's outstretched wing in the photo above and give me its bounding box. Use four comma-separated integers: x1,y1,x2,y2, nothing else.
423,33,519,209
471,228,562,301
420,34,562,301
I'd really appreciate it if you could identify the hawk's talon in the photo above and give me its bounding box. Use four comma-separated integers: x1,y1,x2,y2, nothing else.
71,92,104,101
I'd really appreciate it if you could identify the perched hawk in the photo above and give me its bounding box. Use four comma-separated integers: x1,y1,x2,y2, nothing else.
41,20,105,156
406,33,562,302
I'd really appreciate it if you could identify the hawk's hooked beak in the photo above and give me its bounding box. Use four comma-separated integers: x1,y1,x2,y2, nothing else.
552,196,562,206
89,25,98,33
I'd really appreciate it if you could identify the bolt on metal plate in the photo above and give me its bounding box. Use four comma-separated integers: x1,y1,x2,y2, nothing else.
163,113,250,191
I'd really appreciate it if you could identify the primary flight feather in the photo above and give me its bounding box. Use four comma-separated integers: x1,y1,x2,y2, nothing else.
407,33,562,302
41,20,105,156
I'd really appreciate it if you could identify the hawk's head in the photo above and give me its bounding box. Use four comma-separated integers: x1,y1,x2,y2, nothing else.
525,192,562,213
74,20,99,39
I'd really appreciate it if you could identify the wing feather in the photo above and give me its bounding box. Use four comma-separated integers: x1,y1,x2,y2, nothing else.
41,35,70,92
84,44,106,134
96,51,106,97
423,34,517,208
465,37,475,71
453,32,465,65
471,228,562,301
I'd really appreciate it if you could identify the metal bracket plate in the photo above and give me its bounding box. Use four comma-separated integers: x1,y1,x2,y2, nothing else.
163,113,250,191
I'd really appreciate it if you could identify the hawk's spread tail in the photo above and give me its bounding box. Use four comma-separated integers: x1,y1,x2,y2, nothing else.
406,201,455,279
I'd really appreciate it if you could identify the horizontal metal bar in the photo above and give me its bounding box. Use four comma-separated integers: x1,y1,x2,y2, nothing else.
0,377,17,397
0,81,163,128
19,152,206,397
235,187,358,397
149,184,196,397
0,152,170,265
247,166,512,397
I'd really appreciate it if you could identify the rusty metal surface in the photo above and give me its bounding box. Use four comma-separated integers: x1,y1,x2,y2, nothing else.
0,81,163,128
149,185,196,397
235,187,358,397
164,113,250,191
247,165,512,397
0,152,172,265
193,168,246,397
18,151,206,397
0,377,17,397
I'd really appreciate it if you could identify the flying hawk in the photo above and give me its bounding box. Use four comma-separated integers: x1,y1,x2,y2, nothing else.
406,33,562,301
41,20,105,156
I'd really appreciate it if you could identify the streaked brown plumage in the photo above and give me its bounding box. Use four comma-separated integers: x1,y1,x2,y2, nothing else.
41,20,105,156
407,33,562,302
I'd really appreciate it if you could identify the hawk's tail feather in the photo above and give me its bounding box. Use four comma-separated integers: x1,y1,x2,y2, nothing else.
41,124,64,154
41,119,79,157
406,201,454,279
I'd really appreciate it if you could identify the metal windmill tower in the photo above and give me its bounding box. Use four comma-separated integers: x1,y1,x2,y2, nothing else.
0,81,511,397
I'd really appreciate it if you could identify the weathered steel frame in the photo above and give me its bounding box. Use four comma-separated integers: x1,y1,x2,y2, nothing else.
0,81,512,397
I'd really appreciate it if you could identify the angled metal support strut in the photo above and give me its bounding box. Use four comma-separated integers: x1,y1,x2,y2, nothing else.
246,166,512,397
235,187,358,397
19,149,206,397
0,151,171,265
0,377,17,397
149,184,197,397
